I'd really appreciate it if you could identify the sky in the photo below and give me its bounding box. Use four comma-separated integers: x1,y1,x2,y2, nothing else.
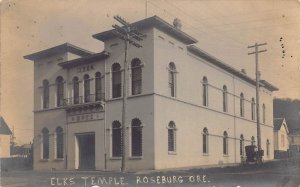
0,0,299,144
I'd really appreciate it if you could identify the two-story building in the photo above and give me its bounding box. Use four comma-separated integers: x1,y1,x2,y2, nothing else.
24,16,278,171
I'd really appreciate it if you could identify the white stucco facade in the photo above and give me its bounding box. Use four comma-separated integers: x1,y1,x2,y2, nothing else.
25,16,277,171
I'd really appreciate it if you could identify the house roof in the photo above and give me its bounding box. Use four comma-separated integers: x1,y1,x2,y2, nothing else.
187,45,279,92
24,43,94,61
274,118,285,131
92,15,198,45
58,51,110,68
286,119,300,133
0,117,12,135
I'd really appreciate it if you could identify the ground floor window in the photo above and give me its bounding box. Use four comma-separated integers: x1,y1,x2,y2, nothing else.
55,127,64,159
112,121,122,157
223,131,228,155
240,134,244,156
42,128,49,159
202,128,208,154
266,139,270,157
131,118,142,157
168,121,176,153
251,136,255,145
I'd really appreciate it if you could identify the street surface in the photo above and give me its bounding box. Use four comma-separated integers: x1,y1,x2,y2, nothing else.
1,159,300,187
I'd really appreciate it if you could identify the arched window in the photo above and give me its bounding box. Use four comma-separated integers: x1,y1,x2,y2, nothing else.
83,74,90,102
223,85,228,112
168,121,176,152
203,128,209,154
202,77,208,106
73,77,79,104
43,79,49,109
56,76,64,107
55,127,64,159
131,118,142,157
240,134,244,156
112,121,121,157
262,104,266,124
42,128,49,159
112,63,122,98
251,136,255,145
240,93,244,117
266,139,270,157
223,131,228,155
131,58,142,95
168,62,176,97
95,72,102,101
251,98,256,120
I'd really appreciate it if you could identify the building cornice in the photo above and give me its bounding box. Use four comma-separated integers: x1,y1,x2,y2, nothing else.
187,45,278,92
24,43,94,61
92,15,198,45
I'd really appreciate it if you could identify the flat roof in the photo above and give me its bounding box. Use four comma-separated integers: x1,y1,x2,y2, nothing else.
24,43,94,61
187,45,278,92
93,15,198,45
58,51,110,68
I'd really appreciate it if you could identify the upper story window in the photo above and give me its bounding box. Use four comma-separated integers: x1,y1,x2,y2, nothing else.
262,104,266,124
56,76,64,107
202,128,209,154
95,72,102,101
202,77,208,106
112,63,122,98
222,85,228,112
112,121,121,157
131,58,142,95
43,79,49,109
55,126,64,159
73,77,79,104
240,93,244,117
42,128,49,159
131,118,143,157
251,98,256,120
168,121,176,153
168,62,176,97
83,74,90,102
223,131,228,155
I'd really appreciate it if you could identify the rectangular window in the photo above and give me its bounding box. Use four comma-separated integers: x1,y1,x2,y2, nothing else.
240,139,244,156
112,72,121,98
223,137,228,155
203,84,208,106
132,126,142,157
203,134,208,154
132,67,142,95
168,129,175,152
112,128,121,157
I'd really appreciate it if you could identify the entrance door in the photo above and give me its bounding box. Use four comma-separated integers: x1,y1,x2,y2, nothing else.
76,133,95,170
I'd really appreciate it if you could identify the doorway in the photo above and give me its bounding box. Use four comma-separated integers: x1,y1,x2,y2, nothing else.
75,133,95,170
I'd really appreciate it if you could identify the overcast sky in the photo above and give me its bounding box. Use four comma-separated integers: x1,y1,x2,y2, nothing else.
1,0,299,144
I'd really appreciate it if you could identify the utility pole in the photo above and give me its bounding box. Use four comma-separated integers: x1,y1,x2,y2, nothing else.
112,15,144,172
248,42,267,164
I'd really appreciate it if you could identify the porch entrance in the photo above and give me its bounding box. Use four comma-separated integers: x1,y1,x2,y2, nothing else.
75,133,95,170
